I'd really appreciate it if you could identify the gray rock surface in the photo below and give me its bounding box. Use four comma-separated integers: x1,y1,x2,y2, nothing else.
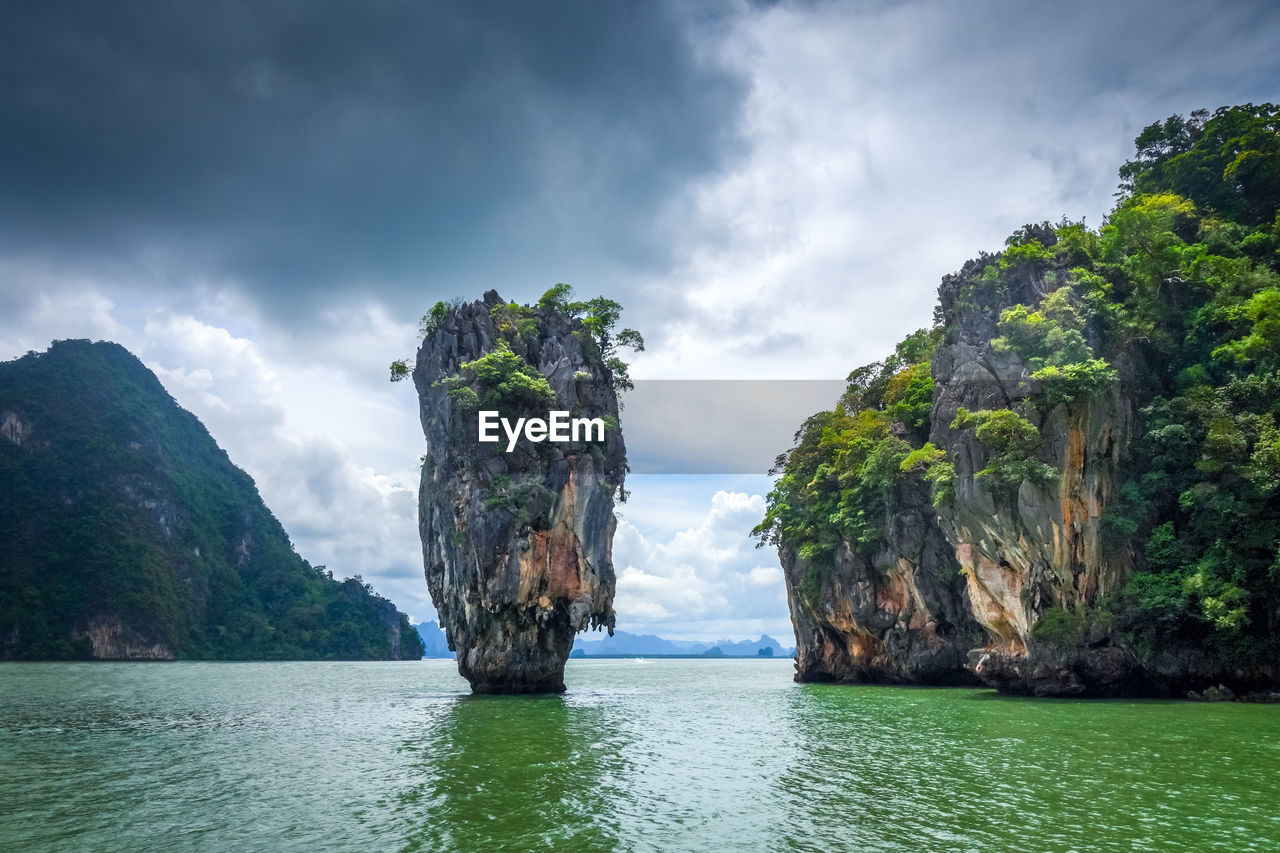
414,291,625,693
784,478,984,685
928,250,1141,695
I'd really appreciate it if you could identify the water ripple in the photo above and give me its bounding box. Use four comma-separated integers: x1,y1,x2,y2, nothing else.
1,660,1278,851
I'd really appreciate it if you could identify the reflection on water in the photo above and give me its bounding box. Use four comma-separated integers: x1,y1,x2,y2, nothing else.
2,660,1278,852
399,694,629,851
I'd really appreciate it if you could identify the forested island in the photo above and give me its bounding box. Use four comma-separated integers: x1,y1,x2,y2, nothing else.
756,104,1280,697
0,340,424,661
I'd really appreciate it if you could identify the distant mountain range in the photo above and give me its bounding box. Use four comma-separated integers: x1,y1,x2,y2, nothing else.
414,623,794,659
570,630,795,658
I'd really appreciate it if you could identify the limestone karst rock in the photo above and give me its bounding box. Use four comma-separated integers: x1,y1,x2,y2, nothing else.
413,291,626,693
928,247,1138,696
782,475,984,686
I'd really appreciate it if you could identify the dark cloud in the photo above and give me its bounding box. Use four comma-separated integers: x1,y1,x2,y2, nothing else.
0,1,746,319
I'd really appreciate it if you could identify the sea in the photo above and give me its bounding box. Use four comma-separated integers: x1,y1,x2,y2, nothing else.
2,658,1278,851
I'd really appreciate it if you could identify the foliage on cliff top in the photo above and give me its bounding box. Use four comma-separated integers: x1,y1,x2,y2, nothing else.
1082,104,1279,657
538,283,645,391
391,286,644,393
1119,103,1280,226
0,340,425,661
752,329,941,569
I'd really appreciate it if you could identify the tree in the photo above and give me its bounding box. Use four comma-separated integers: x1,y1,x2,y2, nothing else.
537,283,575,312
1118,103,1280,226
536,284,646,391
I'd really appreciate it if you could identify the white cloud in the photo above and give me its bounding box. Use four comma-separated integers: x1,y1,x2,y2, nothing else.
0,260,124,353
611,488,792,642
135,310,432,620
631,0,1280,380
0,288,435,623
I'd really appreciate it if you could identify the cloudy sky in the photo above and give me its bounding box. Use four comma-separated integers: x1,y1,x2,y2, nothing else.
2,0,1278,642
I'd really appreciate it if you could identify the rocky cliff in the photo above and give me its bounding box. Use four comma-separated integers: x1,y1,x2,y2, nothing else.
928,243,1139,695
782,475,983,685
756,332,987,687
764,105,1280,696
930,215,1277,696
0,339,425,661
413,290,627,693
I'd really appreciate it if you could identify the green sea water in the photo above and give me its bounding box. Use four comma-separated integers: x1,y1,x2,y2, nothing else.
1,658,1277,851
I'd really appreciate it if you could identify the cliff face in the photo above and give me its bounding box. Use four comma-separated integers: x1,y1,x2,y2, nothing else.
768,106,1280,696
783,477,983,685
414,291,625,693
930,255,1138,695
71,616,177,661
0,339,425,661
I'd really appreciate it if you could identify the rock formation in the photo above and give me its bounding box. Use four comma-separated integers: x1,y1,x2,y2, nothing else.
929,249,1138,695
783,476,984,685
414,291,626,693
767,99,1280,698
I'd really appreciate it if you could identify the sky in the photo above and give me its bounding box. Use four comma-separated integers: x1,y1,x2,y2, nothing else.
2,0,1279,642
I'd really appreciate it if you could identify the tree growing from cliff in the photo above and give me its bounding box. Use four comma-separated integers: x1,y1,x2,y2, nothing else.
951,407,1057,499
753,328,942,577
390,299,463,382
538,283,645,391
1119,103,1280,226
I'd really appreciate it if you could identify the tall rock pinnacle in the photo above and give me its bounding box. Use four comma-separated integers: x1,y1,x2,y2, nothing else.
412,290,628,693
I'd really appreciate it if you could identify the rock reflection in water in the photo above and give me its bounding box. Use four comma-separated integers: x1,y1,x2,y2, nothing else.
399,693,629,851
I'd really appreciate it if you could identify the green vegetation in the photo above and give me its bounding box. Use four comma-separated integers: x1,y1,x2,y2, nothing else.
390,299,460,382
900,443,955,506
391,285,644,391
1029,605,1085,647
1095,105,1280,658
752,328,941,579
762,103,1280,663
422,299,454,337
481,473,552,524
0,340,424,661
458,342,556,410
538,283,646,391
1119,105,1280,226
490,302,540,342
991,285,1118,406
951,407,1057,498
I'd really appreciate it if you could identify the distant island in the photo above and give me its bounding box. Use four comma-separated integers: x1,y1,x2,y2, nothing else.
414,621,453,658
415,623,795,660
569,630,795,658
0,340,424,661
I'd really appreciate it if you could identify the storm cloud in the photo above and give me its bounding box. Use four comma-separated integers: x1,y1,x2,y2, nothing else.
0,0,743,318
